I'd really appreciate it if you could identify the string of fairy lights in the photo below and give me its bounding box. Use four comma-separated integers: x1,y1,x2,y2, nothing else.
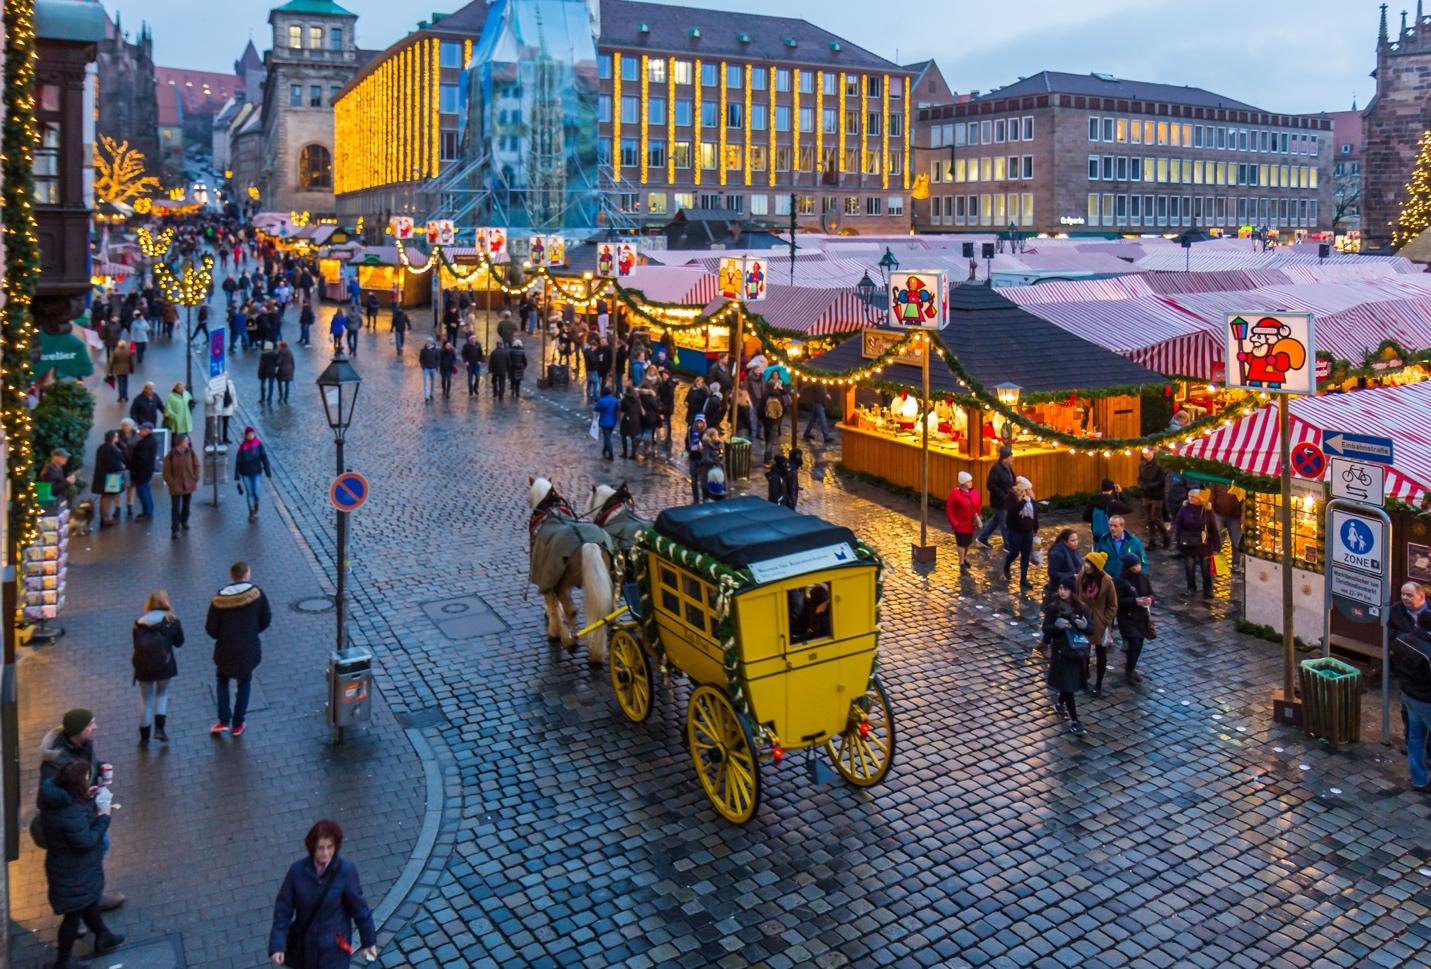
136,225,173,258
154,253,215,307
391,238,1262,455
4,0,42,556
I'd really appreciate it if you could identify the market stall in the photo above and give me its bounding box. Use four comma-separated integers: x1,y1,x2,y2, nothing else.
807,285,1167,500
1176,381,1431,656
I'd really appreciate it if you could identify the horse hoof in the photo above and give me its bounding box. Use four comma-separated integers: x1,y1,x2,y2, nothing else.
587,658,605,669
548,636,562,647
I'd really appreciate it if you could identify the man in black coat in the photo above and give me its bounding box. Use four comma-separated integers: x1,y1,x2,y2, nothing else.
1391,606,1431,790
128,382,162,428
488,339,510,400
1137,449,1171,548
128,423,160,522
508,340,528,398
977,446,1015,549
205,561,272,737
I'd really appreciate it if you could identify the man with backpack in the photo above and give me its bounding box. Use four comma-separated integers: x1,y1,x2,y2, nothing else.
1084,478,1132,546
760,377,787,465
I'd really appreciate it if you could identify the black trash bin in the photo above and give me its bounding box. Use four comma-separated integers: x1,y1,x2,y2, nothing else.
725,436,752,481
1297,656,1362,746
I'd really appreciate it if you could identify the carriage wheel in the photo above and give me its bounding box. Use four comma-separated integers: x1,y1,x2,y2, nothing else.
826,676,895,788
686,685,761,824
608,627,652,723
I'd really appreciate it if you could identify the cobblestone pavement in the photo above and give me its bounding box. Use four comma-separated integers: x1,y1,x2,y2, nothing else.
6,321,424,969
200,301,1431,969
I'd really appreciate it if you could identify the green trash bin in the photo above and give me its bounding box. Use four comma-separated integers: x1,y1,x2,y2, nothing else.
725,436,752,482
1297,656,1363,746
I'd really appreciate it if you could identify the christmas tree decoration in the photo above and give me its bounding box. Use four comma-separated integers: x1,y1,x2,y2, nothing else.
1393,128,1431,247
92,135,160,206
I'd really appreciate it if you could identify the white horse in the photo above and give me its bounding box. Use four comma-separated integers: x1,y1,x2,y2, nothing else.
528,477,615,665
581,481,651,554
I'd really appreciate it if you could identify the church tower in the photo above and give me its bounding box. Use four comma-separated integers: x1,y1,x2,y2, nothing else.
1362,4,1431,247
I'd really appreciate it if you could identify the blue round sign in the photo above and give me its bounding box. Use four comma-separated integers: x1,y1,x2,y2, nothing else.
1339,518,1373,555
329,472,369,512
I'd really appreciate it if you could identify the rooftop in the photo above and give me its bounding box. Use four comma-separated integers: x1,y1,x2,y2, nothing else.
973,70,1262,113
653,496,862,570
272,0,355,15
599,0,902,72
155,66,239,116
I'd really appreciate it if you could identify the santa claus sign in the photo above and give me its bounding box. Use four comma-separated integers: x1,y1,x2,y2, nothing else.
1225,312,1315,395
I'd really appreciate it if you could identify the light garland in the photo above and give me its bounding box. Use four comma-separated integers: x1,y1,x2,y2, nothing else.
793,68,801,190
719,60,727,187
743,63,752,186
881,73,890,191
667,63,675,184
429,37,439,179
768,66,776,189
1394,128,1431,247
838,71,847,174
640,54,649,185
136,226,174,258
4,0,40,555
693,58,702,186
612,52,622,181
154,254,214,307
903,76,911,191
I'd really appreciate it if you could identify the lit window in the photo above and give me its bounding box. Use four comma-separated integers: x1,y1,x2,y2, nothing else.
673,60,692,85
298,144,331,188
309,26,323,49
289,24,302,48
648,192,667,214
647,58,666,83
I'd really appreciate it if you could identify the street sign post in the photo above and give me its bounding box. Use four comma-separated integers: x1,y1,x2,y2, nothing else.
1323,498,1393,743
329,472,370,512
1290,441,1326,479
1322,430,1395,465
1329,458,1385,507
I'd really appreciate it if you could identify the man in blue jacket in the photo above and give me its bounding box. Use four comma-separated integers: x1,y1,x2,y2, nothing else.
1095,515,1147,582
593,384,619,461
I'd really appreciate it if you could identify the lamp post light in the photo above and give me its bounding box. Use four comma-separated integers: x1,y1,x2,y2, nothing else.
317,353,362,658
156,254,213,392
994,381,1022,443
854,270,882,323
877,246,900,290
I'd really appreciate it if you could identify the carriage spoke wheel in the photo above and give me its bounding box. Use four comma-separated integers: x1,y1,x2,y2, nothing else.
826,676,895,788
608,628,652,723
686,685,761,824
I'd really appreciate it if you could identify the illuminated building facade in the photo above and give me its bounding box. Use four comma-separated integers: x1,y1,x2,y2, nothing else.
333,0,917,236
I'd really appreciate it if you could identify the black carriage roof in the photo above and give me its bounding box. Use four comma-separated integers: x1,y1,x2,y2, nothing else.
653,496,860,569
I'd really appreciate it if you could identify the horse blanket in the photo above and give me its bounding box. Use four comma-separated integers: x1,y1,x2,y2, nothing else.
530,511,615,593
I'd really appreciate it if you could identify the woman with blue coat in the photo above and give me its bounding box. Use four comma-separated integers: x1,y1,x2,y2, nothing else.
269,819,377,967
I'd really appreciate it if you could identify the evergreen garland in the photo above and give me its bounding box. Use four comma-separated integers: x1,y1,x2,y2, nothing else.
3,0,40,559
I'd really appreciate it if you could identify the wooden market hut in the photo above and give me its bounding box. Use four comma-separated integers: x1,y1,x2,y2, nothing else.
809,283,1167,500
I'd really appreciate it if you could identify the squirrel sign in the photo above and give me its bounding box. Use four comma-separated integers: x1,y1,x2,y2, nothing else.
1228,314,1312,393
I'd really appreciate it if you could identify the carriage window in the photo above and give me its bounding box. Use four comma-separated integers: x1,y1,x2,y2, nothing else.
684,601,704,628
661,589,680,613
682,575,702,599
660,566,677,589
706,586,719,608
786,583,832,644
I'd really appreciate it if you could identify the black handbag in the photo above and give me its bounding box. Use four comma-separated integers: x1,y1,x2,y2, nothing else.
285,859,342,968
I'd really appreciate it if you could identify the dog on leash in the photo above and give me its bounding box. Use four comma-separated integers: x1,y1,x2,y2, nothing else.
69,500,95,536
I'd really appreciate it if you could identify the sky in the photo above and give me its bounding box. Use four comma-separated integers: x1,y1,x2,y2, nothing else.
111,0,1381,115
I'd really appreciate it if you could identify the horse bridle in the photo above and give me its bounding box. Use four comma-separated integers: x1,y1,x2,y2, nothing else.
529,485,575,538
592,484,636,528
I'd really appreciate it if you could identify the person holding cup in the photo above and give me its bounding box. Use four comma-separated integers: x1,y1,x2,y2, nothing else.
39,759,125,966
39,708,125,911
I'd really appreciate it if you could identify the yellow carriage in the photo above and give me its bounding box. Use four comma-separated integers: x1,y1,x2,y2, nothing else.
606,496,894,824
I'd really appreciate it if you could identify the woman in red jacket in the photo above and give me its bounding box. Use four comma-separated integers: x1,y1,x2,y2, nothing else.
945,471,982,573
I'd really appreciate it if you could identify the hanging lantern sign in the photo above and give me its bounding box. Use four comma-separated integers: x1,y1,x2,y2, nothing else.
425,220,455,246
477,227,508,263
597,241,640,278
718,256,767,301
389,216,414,240
888,270,945,329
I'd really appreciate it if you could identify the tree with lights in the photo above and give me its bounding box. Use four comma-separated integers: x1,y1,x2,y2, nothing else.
1393,129,1431,248
92,134,160,206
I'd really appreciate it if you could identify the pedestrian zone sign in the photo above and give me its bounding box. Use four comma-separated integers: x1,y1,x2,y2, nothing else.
1329,509,1386,577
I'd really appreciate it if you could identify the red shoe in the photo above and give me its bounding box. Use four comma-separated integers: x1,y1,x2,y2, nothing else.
231,723,246,737
210,722,228,734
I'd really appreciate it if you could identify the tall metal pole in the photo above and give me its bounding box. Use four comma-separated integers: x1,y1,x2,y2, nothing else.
184,303,193,392
335,436,347,659
919,336,931,552
1279,394,1296,710
728,302,743,440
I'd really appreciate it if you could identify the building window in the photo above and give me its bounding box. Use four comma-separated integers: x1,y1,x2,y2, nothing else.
701,62,717,86
798,194,814,214
800,72,814,94
1115,118,1127,142
673,60,693,84
1130,157,1142,181
775,193,792,215
751,193,769,215
890,152,902,176
1022,116,1033,141
701,101,718,127
725,144,742,171
648,57,666,83
866,75,882,97
330,27,343,50
673,141,692,168
889,113,902,138
33,121,59,204
440,41,462,68
598,138,611,165
888,195,904,216
865,196,883,216
726,194,744,213
289,24,302,49
981,120,992,144
675,191,694,210
298,144,331,188
619,193,640,213
799,107,813,133
726,64,742,89
749,144,767,171
598,95,612,123
994,156,1007,180
620,139,639,167
309,85,323,107
599,54,612,80
727,103,743,128
648,192,667,215
1089,116,1100,141
775,68,790,93
441,130,459,161
649,98,666,126
994,119,1005,143
1115,156,1127,180
775,146,792,171
622,56,639,82
329,84,342,104
1022,155,1033,179
844,196,860,215
751,105,767,131
289,84,303,107
440,84,459,113
675,99,692,126
648,140,666,169
823,73,836,96
822,108,837,134
621,96,639,124
866,112,881,137
309,26,323,49
700,142,717,170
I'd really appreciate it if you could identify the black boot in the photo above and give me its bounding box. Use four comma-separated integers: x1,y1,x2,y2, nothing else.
139,725,150,746
154,715,168,742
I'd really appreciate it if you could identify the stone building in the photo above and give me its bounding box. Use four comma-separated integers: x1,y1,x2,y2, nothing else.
258,0,373,214
913,71,1333,238
1328,106,1362,239
1362,3,1431,248
95,11,159,164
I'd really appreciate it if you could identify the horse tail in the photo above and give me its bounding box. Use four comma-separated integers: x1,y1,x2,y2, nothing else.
582,542,614,663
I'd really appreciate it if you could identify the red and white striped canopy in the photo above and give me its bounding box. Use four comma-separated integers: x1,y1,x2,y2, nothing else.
1175,382,1431,502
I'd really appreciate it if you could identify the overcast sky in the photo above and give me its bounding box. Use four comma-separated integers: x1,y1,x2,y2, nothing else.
112,0,1380,115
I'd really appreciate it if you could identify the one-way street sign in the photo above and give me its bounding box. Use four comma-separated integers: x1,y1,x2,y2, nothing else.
1322,430,1395,466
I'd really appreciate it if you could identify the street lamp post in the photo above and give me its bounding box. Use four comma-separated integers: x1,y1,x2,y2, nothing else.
317,353,362,658
855,271,881,323
156,254,212,392
877,247,900,291
994,382,1022,443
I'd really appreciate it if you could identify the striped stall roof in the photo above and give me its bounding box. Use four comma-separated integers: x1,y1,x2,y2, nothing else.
1314,296,1431,361
1000,276,1153,305
621,265,716,303
1017,295,1219,378
700,286,872,335
1176,383,1431,502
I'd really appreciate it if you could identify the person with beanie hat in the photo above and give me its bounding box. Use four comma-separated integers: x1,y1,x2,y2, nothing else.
945,470,982,572
1003,476,1039,590
1083,477,1131,545
1115,551,1155,685
977,446,1016,549
1080,552,1119,697
38,708,125,911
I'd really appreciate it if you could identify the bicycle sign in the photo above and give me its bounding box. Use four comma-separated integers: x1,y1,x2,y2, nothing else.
1329,458,1385,507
